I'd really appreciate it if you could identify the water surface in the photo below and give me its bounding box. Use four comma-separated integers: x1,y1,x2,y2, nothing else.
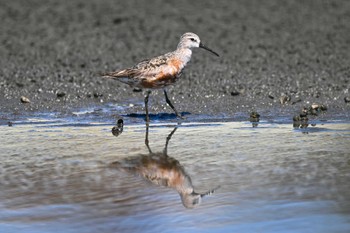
1,120,350,233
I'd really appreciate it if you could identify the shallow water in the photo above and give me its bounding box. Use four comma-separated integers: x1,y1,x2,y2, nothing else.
1,120,350,233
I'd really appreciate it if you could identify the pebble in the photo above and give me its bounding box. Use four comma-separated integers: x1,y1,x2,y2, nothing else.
20,96,30,103
56,92,66,98
230,90,240,96
310,104,327,114
293,115,301,121
249,111,260,127
344,97,350,103
112,119,124,137
250,111,260,119
292,114,308,129
291,98,302,105
268,93,274,99
279,95,291,105
93,92,103,98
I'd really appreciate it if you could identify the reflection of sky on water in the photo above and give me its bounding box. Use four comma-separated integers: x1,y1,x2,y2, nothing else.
0,121,349,233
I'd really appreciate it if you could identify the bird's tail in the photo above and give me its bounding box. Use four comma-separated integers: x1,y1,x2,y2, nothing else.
100,71,115,78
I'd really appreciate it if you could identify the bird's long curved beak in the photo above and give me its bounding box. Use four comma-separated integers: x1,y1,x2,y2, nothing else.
199,42,219,57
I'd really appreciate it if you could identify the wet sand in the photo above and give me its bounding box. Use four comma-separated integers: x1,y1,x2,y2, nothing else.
0,0,350,123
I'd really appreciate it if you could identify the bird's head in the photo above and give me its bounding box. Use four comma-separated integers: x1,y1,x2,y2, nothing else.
178,32,219,57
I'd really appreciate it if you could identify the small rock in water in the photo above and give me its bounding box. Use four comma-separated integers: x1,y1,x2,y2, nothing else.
292,103,327,129
112,119,124,137
249,111,260,127
250,111,260,119
20,96,30,103
300,107,308,117
293,115,301,122
293,113,308,129
309,103,327,115
8,121,13,127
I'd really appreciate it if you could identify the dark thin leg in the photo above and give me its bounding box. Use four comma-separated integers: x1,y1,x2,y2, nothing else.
145,122,152,153
163,90,182,119
144,90,151,122
163,126,179,155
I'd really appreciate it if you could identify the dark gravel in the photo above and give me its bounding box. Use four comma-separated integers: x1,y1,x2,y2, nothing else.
1,0,349,123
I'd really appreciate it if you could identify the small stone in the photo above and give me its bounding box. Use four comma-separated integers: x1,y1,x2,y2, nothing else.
320,105,327,111
279,95,291,105
268,93,274,99
93,92,103,98
8,121,13,127
133,88,142,92
250,111,260,119
293,113,309,129
112,119,124,137
20,96,30,103
113,17,124,24
249,111,260,128
293,115,300,122
291,98,302,105
311,104,320,110
311,103,327,112
116,119,124,127
345,96,350,103
16,82,24,88
56,92,66,98
310,109,318,116
300,111,308,118
301,107,309,116
230,90,240,96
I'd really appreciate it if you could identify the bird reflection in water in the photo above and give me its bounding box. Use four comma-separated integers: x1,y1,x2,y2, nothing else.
110,123,219,208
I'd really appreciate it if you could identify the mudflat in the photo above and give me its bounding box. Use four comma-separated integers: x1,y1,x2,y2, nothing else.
0,0,349,123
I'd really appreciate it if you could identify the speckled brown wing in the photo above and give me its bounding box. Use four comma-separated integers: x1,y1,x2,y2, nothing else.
102,68,140,78
133,53,170,70
102,53,171,78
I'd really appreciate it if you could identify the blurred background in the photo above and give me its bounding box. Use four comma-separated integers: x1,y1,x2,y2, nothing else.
0,0,349,118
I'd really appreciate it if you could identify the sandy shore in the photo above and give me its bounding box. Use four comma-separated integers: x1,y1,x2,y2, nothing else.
1,0,349,123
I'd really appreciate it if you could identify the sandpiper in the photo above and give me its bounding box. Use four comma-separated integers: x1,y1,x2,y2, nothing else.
101,32,219,121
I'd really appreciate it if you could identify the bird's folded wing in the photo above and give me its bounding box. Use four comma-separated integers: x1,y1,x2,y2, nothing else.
101,68,140,78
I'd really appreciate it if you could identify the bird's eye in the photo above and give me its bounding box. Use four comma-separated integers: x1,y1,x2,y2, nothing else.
190,38,196,42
